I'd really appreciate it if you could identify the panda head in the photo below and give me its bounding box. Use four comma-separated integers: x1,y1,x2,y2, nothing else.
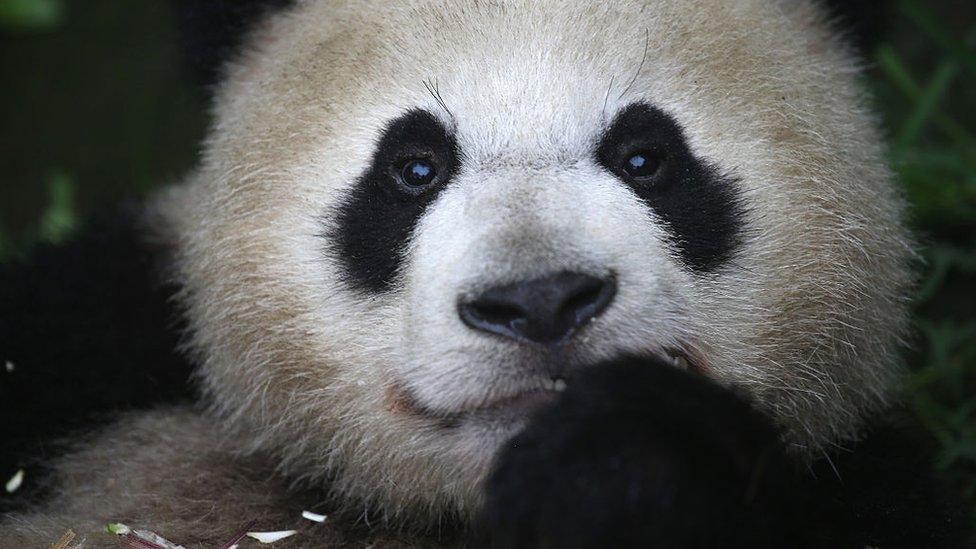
159,0,913,523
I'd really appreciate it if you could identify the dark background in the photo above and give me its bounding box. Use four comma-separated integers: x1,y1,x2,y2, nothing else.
1,0,974,519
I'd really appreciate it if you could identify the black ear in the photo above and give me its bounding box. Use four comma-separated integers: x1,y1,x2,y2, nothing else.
172,0,295,87
822,0,892,55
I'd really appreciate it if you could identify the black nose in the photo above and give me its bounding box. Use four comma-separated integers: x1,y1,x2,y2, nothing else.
458,271,616,345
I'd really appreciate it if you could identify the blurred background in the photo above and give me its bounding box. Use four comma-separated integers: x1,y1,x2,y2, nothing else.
1,0,974,518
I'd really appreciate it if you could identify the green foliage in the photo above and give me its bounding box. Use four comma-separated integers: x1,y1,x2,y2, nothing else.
876,0,976,506
38,171,77,244
0,171,77,261
0,0,64,31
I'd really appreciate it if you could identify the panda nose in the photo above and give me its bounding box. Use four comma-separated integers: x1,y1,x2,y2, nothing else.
458,271,616,345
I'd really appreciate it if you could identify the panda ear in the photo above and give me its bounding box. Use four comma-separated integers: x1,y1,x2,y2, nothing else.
172,0,295,88
821,0,892,55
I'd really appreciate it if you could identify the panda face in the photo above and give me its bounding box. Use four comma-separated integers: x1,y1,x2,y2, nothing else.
339,100,743,431
160,0,913,520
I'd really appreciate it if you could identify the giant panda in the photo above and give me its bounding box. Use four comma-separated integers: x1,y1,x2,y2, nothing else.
1,0,972,547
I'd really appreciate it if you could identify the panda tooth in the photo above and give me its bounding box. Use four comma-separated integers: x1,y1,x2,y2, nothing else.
553,378,567,392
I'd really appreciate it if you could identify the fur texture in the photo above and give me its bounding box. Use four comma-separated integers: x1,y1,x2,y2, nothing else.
480,356,800,547
1,407,455,547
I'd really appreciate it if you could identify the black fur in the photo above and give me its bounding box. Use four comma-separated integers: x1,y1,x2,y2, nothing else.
479,356,973,548
479,356,799,548
331,109,461,293
173,0,295,87
0,206,193,512
595,103,746,274
804,419,973,547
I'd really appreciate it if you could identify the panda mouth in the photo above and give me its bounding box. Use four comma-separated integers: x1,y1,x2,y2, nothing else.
466,382,567,419
386,378,568,424
386,347,705,423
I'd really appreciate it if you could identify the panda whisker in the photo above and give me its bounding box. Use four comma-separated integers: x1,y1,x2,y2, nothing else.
617,27,650,100
602,74,616,121
423,78,454,122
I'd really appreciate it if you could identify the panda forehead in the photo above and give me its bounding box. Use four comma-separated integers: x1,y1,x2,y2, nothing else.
427,90,609,166
387,62,658,166
326,5,672,158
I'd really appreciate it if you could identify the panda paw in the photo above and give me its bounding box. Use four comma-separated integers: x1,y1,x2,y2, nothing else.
477,356,805,548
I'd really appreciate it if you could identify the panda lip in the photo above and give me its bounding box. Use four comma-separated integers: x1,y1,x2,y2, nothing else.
386,378,567,422
469,387,563,417
487,377,567,408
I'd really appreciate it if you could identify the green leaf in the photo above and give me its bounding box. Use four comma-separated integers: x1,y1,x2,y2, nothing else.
0,0,65,31
38,171,77,244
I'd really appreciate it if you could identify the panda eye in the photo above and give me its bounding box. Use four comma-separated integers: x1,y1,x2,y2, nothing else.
397,158,438,189
620,150,662,180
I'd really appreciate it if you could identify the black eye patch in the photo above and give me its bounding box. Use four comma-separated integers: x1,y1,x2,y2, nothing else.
330,109,460,293
595,103,745,274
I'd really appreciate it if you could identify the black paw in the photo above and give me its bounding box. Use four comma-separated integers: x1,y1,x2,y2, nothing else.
478,356,803,548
